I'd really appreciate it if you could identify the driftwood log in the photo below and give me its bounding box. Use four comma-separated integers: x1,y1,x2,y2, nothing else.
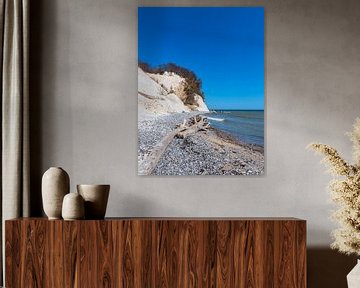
138,115,209,175
176,115,209,139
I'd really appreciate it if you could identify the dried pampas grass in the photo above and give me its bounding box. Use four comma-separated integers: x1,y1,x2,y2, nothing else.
308,118,360,256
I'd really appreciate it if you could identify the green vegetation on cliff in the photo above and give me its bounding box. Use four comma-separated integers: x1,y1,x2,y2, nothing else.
139,61,205,100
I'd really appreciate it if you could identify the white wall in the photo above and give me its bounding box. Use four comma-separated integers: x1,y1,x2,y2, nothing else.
32,0,360,248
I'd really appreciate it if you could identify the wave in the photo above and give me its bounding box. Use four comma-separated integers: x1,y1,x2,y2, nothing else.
207,117,225,122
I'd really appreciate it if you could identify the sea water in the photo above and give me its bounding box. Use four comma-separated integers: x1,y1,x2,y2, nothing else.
207,110,264,147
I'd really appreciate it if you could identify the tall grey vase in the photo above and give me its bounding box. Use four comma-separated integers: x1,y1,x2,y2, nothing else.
42,167,70,219
347,260,360,288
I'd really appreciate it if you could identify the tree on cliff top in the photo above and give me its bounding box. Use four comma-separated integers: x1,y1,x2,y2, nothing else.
138,60,205,99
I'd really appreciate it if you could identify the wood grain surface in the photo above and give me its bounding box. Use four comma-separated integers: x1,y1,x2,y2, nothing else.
5,218,306,287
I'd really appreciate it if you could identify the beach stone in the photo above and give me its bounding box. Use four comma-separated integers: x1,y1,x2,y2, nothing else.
221,164,233,171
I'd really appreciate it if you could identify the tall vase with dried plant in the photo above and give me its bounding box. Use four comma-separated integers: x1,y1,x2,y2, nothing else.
308,118,360,287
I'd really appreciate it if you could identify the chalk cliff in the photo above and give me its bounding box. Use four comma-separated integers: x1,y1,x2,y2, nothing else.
138,67,209,118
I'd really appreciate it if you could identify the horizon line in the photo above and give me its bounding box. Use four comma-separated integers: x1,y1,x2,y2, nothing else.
209,108,264,111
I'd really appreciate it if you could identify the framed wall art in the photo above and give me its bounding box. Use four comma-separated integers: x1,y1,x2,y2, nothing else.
138,7,264,176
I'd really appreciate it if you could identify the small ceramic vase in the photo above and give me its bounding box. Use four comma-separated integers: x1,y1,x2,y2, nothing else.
42,167,70,219
77,184,110,219
62,192,85,220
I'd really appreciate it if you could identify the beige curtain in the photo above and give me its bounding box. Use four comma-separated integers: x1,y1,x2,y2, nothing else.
0,0,30,284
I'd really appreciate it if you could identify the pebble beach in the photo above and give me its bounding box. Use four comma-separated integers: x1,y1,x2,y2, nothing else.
138,112,265,176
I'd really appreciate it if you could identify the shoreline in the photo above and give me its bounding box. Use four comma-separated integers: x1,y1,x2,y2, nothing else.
138,112,264,175
211,127,264,154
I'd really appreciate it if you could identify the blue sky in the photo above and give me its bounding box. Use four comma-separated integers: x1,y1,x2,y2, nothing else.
138,7,264,110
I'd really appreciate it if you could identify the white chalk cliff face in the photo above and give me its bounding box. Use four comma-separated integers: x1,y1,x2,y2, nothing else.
138,67,209,118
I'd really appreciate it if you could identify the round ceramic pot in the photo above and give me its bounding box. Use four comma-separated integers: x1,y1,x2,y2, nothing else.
62,192,85,220
77,184,110,219
42,167,70,219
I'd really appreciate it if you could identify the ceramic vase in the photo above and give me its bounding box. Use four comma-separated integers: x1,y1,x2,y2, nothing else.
347,260,360,288
42,167,70,219
62,192,85,220
77,184,110,219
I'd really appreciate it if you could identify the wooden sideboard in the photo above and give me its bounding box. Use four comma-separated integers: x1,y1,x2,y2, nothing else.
5,218,306,287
